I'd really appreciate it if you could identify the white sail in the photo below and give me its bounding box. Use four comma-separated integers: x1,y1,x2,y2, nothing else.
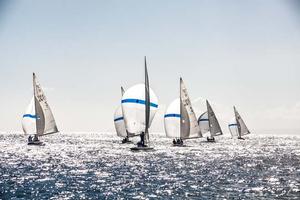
121,83,158,135
234,106,250,137
114,105,127,138
207,100,223,137
198,111,210,135
180,78,202,139
22,96,37,134
33,73,58,136
228,117,239,138
164,98,181,138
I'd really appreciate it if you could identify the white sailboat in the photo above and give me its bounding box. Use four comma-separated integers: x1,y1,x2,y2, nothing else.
197,100,223,142
22,73,59,145
228,106,250,140
121,57,159,151
164,78,201,146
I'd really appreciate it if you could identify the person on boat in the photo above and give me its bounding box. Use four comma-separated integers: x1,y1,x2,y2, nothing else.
33,135,39,142
28,135,33,143
180,138,183,145
140,132,145,146
173,139,176,145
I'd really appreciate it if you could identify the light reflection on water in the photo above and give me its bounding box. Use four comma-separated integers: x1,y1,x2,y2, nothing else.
0,132,299,199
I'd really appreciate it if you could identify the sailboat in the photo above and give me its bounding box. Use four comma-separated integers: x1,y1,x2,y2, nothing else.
22,73,59,145
113,87,137,144
197,100,223,142
228,106,250,140
121,57,159,151
164,78,201,146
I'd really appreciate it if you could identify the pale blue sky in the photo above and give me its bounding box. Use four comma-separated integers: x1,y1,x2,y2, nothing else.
0,0,299,133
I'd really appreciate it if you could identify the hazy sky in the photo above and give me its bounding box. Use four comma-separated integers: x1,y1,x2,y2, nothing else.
0,0,299,134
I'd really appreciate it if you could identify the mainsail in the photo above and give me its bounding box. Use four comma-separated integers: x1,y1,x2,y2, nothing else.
22,73,58,136
234,106,250,137
206,100,223,137
180,78,201,139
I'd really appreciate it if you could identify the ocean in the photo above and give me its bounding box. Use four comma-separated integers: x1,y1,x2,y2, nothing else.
0,132,299,199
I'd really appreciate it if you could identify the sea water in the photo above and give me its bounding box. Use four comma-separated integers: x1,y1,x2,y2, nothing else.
0,132,299,199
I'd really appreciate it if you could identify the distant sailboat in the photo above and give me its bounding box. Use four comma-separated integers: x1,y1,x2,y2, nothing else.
22,73,58,145
164,78,201,146
121,57,159,151
198,100,223,142
228,106,250,140
114,87,137,143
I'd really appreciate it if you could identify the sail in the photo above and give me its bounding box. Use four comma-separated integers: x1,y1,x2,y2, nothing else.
33,73,58,136
180,78,202,139
121,83,158,136
207,100,223,137
164,98,181,138
144,57,150,144
234,106,250,136
113,105,127,138
198,111,209,134
22,96,37,134
228,117,239,138
121,86,125,96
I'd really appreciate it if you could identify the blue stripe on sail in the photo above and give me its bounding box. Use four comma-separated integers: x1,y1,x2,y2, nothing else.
164,114,181,118
114,117,124,122
121,99,158,108
23,114,37,119
228,123,238,127
199,119,209,122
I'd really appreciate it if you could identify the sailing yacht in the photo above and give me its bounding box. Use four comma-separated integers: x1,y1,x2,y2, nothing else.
198,100,223,142
164,78,202,146
121,57,159,151
22,73,59,145
228,106,250,140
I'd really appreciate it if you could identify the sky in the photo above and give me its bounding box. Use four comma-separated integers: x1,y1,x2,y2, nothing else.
0,0,299,134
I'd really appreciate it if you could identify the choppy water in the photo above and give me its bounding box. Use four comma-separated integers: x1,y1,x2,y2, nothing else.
0,132,299,199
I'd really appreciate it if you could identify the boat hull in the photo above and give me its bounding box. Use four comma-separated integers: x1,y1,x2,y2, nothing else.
207,138,216,142
172,144,186,147
130,146,154,151
28,141,45,146
122,140,133,144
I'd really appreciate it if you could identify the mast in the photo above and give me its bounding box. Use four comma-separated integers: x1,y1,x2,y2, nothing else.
144,56,150,144
33,73,38,136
